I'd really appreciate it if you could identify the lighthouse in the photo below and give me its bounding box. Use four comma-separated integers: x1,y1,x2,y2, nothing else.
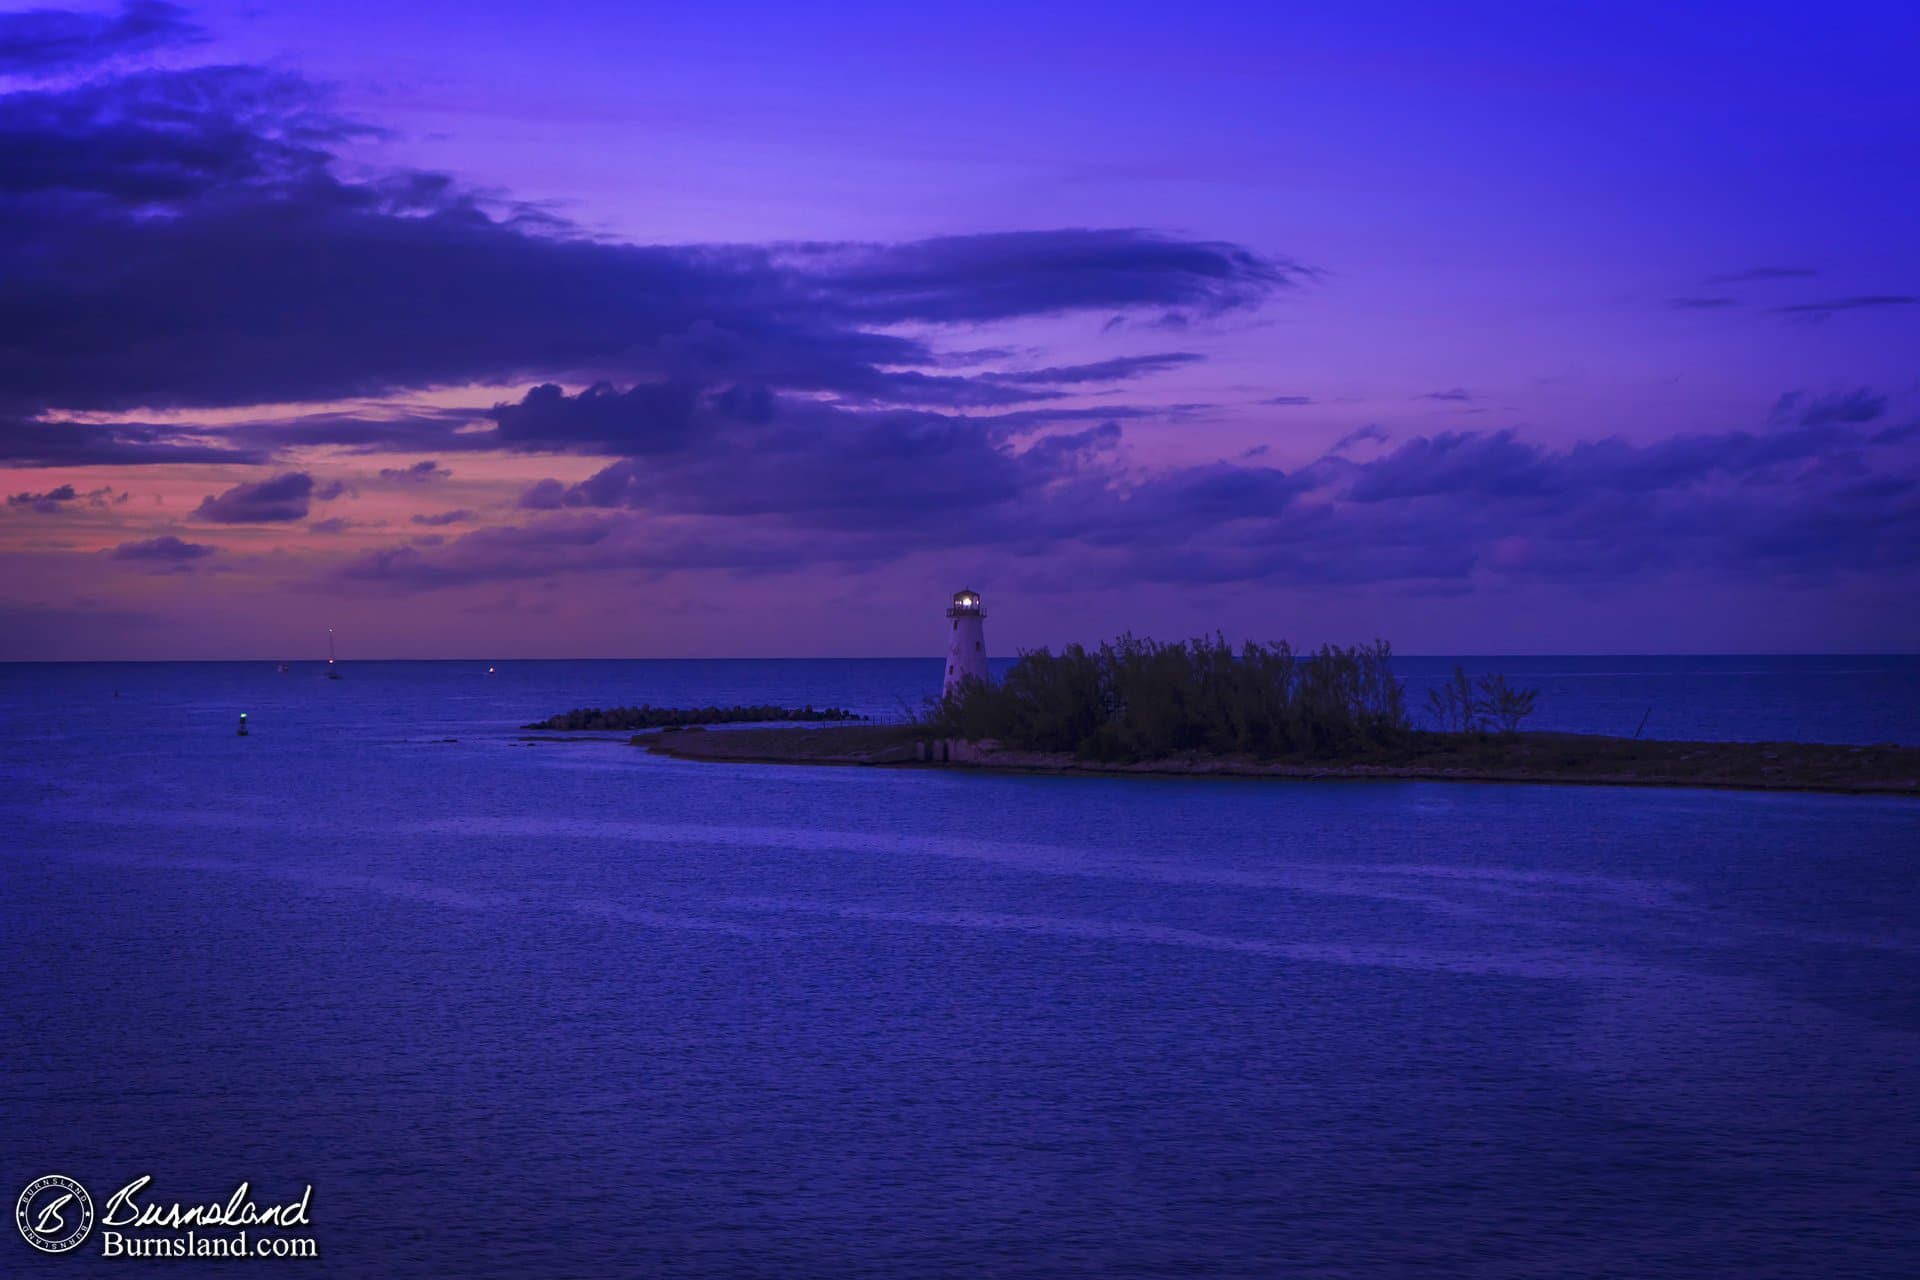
943,588,989,698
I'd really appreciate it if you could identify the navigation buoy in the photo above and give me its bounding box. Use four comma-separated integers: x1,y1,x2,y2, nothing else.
237,712,249,737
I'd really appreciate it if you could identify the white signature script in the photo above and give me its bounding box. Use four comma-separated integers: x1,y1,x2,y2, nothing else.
103,1176,312,1230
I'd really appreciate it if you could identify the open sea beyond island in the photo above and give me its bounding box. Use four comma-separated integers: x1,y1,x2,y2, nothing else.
4,655,1918,1277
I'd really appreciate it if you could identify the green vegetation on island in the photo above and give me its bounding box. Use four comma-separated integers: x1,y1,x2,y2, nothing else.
525,703,866,731
929,635,1419,760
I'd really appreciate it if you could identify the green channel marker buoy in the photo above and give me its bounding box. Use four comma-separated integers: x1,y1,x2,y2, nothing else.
238,712,249,737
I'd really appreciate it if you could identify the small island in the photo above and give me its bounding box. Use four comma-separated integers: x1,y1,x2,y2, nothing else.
524,703,866,731
630,637,1920,796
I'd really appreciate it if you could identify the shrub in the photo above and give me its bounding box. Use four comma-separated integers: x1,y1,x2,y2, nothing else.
1426,667,1480,734
1425,666,1539,736
1475,674,1538,735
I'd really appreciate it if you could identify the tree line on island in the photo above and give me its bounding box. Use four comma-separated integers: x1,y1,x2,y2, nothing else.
525,636,1541,760
927,635,1539,761
605,636,1918,793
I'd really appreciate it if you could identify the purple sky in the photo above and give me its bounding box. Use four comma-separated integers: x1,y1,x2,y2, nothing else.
2,0,1916,658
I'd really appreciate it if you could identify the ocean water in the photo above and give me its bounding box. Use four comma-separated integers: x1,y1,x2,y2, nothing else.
2,658,1917,1277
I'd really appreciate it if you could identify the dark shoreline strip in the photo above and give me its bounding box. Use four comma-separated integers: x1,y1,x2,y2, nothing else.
633,726,1920,797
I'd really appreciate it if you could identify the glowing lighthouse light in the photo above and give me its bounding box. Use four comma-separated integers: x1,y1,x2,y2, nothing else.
942,588,990,698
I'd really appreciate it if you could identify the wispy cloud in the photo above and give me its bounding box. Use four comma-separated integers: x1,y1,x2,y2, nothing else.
1330,424,1388,452
1774,295,1919,321
1704,266,1818,285
379,460,452,485
1771,388,1887,428
993,353,1202,386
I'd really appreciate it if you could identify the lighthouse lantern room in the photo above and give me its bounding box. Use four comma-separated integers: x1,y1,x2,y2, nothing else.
943,589,990,698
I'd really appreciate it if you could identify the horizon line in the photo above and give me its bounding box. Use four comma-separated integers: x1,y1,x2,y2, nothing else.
2,652,1917,664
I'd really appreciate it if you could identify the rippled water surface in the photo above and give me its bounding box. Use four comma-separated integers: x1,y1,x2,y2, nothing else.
3,659,1918,1277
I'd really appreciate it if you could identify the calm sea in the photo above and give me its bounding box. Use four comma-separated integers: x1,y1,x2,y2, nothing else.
3,657,1917,1277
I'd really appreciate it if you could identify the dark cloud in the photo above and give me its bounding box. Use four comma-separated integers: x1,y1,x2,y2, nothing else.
1772,388,1887,428
490,381,708,455
789,232,1294,326
0,27,1294,478
1259,395,1314,406
1871,419,1920,447
379,459,452,484
411,509,470,527
0,415,264,467
1122,419,1914,588
0,59,1289,433
0,65,361,212
193,471,332,523
6,482,76,512
1343,430,1549,501
516,480,567,512
520,404,1112,532
0,1,201,77
109,534,214,562
339,515,633,589
1416,388,1473,403
347,392,1918,595
1667,296,1739,310
482,380,1159,466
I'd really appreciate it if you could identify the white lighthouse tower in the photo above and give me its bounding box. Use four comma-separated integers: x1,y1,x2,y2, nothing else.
943,588,989,698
